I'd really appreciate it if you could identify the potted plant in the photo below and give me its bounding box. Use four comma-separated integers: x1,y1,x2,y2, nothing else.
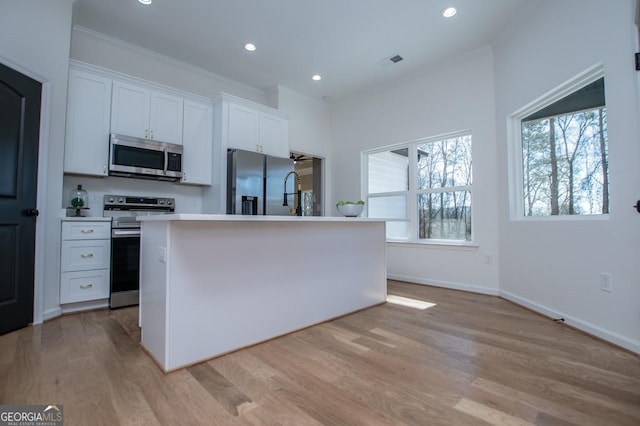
336,200,365,217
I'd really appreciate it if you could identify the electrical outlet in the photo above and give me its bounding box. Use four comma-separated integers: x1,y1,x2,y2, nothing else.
600,273,612,292
484,254,494,265
159,247,167,263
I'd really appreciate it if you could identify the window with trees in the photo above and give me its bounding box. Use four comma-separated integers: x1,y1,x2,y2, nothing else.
365,132,472,242
520,77,608,216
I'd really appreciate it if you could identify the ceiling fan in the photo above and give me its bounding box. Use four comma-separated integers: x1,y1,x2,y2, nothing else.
290,153,312,163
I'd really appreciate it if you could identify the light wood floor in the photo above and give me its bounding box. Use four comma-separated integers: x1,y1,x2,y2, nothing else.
1,280,639,425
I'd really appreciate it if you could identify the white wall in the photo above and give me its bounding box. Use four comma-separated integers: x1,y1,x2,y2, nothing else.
272,85,331,158
331,47,501,294
493,0,640,352
0,0,75,321
71,26,266,105
269,85,333,212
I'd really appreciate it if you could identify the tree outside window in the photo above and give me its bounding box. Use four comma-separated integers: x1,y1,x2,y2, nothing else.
521,77,608,216
365,132,472,242
417,135,472,240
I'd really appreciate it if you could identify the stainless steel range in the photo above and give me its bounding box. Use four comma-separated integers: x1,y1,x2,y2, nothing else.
104,194,175,308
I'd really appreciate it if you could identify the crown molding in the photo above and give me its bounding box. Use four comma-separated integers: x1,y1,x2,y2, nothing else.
72,25,264,98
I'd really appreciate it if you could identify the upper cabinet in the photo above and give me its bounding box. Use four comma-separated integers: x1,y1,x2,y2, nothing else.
111,81,183,145
259,111,289,157
64,63,215,185
221,94,289,158
227,103,259,152
181,99,213,185
64,68,112,177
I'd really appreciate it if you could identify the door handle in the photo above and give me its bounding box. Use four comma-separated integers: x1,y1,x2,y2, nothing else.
23,208,39,217
634,200,640,213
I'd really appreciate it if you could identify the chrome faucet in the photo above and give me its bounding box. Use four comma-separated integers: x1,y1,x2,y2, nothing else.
283,171,302,216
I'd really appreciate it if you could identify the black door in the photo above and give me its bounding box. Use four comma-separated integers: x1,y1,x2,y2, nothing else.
0,62,42,334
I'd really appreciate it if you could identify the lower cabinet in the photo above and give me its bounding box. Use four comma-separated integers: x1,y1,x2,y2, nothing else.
60,269,110,304
60,220,111,308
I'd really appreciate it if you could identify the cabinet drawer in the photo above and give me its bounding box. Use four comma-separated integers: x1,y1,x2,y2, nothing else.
62,221,111,240
61,240,110,272
60,269,109,303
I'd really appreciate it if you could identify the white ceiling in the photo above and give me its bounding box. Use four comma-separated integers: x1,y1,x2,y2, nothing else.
73,0,528,102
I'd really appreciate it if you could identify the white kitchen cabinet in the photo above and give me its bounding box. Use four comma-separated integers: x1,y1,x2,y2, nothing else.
181,99,213,185
150,91,184,144
60,270,110,305
64,68,112,176
111,80,183,145
60,220,111,305
223,94,289,158
227,102,259,152
259,111,289,157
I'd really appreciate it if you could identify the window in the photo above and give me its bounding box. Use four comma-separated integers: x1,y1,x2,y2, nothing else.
518,70,608,217
365,132,473,242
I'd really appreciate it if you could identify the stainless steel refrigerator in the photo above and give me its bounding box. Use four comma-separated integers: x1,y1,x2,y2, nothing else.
227,149,295,215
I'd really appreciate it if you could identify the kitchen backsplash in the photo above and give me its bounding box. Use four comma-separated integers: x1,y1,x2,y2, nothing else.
62,175,204,217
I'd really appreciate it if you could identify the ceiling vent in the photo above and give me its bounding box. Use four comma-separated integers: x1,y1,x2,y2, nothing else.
378,54,404,67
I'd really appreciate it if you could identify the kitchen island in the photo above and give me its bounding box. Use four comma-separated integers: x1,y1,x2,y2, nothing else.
137,214,387,372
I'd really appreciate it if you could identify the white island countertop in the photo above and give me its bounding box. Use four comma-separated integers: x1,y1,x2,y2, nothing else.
137,213,382,222
138,213,387,372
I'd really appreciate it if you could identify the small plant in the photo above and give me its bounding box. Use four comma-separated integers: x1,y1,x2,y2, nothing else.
336,200,365,206
336,200,365,217
70,197,85,208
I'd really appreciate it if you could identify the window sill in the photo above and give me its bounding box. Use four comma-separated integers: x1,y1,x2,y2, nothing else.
511,214,610,222
386,240,479,251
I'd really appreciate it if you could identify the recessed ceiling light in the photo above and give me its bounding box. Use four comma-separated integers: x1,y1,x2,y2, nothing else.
442,7,457,18
244,43,256,52
312,74,322,81
138,0,152,5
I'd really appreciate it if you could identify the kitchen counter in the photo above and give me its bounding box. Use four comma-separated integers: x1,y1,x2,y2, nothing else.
137,213,382,222
138,214,387,372
61,216,112,221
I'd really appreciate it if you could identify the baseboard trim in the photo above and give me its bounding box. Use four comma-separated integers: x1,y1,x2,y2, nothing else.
61,299,109,315
499,289,640,355
387,274,500,296
42,307,62,322
386,275,639,355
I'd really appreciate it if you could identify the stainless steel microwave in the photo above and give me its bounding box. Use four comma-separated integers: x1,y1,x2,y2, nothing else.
108,134,183,181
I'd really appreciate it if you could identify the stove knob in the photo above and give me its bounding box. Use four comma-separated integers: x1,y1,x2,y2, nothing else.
108,196,115,203
118,197,124,203
167,200,173,206
159,199,165,205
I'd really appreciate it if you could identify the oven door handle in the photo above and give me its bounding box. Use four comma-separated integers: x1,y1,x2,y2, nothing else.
111,229,141,238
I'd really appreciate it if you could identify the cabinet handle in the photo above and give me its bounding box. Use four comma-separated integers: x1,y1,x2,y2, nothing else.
80,253,94,258
80,284,93,289
80,229,94,234
103,164,107,174
150,130,154,139
145,129,149,138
